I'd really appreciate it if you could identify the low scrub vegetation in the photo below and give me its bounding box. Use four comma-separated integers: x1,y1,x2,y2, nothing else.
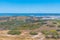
8,30,21,35
58,25,60,28
41,30,60,39
29,32,38,35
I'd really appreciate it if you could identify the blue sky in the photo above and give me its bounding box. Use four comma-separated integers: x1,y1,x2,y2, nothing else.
0,0,60,13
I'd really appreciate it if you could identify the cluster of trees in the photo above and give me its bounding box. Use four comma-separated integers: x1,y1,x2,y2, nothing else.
42,30,60,39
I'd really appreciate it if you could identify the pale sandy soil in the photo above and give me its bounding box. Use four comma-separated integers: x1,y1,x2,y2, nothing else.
0,30,45,40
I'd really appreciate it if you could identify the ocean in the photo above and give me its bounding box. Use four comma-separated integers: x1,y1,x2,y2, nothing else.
0,13,60,16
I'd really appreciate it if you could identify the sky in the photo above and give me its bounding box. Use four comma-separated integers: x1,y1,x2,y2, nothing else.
0,0,60,13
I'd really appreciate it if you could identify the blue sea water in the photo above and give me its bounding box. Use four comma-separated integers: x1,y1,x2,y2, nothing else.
0,13,60,16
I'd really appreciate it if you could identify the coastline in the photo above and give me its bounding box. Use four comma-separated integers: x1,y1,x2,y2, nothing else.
0,13,60,16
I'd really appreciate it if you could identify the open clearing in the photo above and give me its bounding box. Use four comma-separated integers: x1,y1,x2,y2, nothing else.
0,30,45,40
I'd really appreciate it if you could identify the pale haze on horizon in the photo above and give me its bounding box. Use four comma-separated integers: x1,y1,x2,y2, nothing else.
0,0,60,13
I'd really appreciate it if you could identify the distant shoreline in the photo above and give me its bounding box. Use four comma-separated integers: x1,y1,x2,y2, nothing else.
0,13,60,16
